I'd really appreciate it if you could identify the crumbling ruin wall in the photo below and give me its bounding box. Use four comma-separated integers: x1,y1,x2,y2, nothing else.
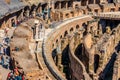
10,25,39,72
43,15,94,80
69,35,91,80
83,24,120,78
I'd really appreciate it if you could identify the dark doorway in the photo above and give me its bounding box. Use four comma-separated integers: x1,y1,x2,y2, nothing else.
62,45,70,80
94,54,100,73
75,43,89,72
99,53,117,80
52,49,57,65
11,19,16,27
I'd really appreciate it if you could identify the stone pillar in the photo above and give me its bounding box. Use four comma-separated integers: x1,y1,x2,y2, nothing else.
61,38,65,51
86,0,89,5
59,2,61,9
25,9,30,18
35,24,39,39
51,1,55,10
20,9,24,21
87,26,91,33
66,2,68,9
89,54,94,75
32,9,36,17
40,6,42,13
97,54,104,71
38,23,45,39
56,43,63,72
98,23,103,36
57,54,63,72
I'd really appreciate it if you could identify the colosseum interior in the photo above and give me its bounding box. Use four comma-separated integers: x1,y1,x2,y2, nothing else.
0,0,120,80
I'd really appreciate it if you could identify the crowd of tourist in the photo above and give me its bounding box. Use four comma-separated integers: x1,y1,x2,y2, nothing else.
0,36,10,69
7,67,25,80
0,28,25,80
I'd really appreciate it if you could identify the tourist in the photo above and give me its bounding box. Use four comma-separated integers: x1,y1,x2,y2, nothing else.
5,37,10,44
0,44,3,55
14,75,22,80
21,72,25,80
4,57,10,69
14,67,19,76
3,46,7,55
20,70,25,80
1,55,4,67
7,70,15,80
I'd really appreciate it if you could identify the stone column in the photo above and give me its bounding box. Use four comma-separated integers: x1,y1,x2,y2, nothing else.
35,24,39,39
32,9,36,17
86,0,89,5
20,9,24,21
97,53,104,73
87,25,91,33
51,1,55,10
89,54,94,75
98,23,103,36
57,53,63,72
25,9,30,18
40,6,42,13
66,2,68,9
56,43,63,72
59,2,61,9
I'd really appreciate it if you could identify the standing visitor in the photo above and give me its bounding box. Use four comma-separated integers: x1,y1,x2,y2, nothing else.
4,57,10,69
7,70,15,80
0,44,3,55
1,54,4,67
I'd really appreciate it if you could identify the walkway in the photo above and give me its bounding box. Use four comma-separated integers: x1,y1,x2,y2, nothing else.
43,15,91,80
0,27,15,80
93,12,120,20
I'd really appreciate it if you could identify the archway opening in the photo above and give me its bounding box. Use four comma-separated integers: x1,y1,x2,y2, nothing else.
76,25,79,29
52,49,57,65
75,43,89,72
42,3,48,12
75,4,79,9
81,0,87,6
68,1,73,8
110,8,115,12
30,4,37,16
96,0,100,4
64,31,68,37
24,6,30,11
70,12,74,17
82,23,87,36
66,13,69,18
94,9,98,14
70,28,74,34
61,45,70,79
11,19,16,27
55,1,60,9
61,1,66,9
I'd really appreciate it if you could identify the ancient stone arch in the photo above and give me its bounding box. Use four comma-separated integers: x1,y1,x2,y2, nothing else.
76,25,80,30
11,19,16,27
64,31,68,37
70,27,74,34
